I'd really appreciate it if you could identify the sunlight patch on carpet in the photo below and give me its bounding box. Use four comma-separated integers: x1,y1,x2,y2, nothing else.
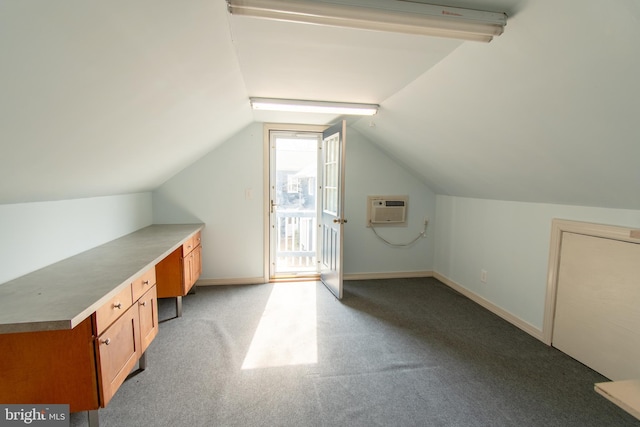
242,281,318,369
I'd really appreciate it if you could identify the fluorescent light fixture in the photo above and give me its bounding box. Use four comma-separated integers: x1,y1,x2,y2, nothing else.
250,98,379,115
227,0,506,43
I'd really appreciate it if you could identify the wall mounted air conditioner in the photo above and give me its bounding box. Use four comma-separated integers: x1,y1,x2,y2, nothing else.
367,195,408,226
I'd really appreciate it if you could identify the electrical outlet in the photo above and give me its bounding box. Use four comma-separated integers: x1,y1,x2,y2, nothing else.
480,270,488,283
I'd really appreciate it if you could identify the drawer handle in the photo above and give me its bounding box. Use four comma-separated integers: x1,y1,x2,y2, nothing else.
140,301,147,306
142,280,150,285
101,338,111,345
113,302,122,309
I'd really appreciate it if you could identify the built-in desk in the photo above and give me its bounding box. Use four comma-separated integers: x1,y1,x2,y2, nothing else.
595,380,640,421
0,223,204,426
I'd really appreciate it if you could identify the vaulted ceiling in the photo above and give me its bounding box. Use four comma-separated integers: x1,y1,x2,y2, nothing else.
1,0,639,209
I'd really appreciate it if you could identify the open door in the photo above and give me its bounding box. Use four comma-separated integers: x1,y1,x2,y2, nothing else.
268,130,321,280
320,121,347,299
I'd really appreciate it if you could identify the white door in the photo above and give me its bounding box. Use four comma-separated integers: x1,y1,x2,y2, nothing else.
553,232,640,380
319,121,347,299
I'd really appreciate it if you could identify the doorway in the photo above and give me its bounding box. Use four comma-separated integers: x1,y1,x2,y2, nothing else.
268,129,322,280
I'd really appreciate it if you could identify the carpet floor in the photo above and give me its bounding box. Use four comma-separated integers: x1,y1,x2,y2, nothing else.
70,278,640,426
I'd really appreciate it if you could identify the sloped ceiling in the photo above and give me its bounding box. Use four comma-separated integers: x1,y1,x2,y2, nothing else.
352,0,640,209
0,0,251,203
1,0,639,210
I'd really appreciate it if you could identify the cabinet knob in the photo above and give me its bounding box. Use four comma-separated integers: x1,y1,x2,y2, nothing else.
113,302,122,309
142,280,149,285
101,338,111,345
140,301,147,306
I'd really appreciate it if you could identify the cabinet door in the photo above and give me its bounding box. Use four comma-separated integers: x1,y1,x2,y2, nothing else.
155,233,201,298
138,285,159,353
96,304,140,407
183,245,202,295
183,252,194,293
193,245,202,282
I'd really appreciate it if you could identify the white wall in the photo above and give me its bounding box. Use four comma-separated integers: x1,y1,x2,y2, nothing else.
434,195,640,334
153,123,264,281
344,129,435,276
152,123,436,282
0,192,153,285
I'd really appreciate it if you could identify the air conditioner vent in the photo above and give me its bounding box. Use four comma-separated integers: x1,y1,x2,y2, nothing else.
367,195,408,226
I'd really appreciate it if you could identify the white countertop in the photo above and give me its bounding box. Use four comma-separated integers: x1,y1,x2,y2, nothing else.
0,223,204,334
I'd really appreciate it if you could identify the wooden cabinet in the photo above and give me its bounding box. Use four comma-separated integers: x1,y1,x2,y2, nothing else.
138,286,159,353
156,231,202,316
94,267,158,406
183,244,202,294
0,224,203,426
0,267,159,415
192,244,202,285
95,303,140,407
0,316,99,413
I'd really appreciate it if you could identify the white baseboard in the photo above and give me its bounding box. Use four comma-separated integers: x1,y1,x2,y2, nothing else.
433,272,545,343
344,271,434,281
196,277,266,286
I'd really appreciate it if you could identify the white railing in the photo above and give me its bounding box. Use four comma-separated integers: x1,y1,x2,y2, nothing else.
276,210,316,273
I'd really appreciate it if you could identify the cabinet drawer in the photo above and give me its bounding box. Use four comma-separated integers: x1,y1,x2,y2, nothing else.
95,304,140,407
95,285,133,335
131,267,156,302
182,231,201,255
182,237,195,255
192,231,202,248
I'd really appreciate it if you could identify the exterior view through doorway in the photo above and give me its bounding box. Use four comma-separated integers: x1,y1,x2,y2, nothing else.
266,122,347,301
269,129,322,280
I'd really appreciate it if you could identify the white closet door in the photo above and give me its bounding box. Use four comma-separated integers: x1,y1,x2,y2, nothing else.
553,232,640,381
